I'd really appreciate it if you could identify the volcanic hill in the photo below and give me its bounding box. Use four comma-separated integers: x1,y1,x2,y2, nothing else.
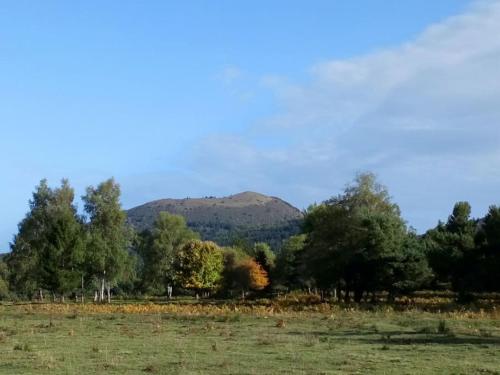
126,192,303,248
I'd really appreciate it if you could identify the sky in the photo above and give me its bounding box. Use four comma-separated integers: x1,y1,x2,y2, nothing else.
1,0,499,251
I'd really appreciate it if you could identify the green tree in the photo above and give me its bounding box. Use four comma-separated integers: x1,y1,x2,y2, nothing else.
8,179,52,297
302,173,420,302
252,242,276,275
221,246,250,295
174,240,223,295
40,180,85,301
425,202,477,296
387,231,432,298
475,206,500,292
8,179,85,301
0,259,10,300
274,234,306,289
139,212,198,295
83,178,131,303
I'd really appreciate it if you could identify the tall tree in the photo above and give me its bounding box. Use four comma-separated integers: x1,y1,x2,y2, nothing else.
302,173,421,301
425,201,477,295
8,179,85,300
475,205,500,292
82,178,131,303
139,212,198,295
8,179,52,297
40,180,85,301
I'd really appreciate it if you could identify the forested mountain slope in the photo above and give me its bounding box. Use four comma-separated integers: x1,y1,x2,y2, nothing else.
126,192,303,248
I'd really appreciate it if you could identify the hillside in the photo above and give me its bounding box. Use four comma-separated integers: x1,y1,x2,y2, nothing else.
126,192,303,248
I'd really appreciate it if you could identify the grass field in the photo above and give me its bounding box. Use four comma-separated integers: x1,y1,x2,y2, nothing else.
0,297,499,374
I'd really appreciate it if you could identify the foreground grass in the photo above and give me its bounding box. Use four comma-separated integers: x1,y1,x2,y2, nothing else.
0,300,499,374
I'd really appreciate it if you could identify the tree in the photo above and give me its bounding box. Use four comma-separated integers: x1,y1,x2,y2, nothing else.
387,231,432,298
0,259,10,300
252,242,276,275
139,212,198,295
232,258,269,297
40,180,85,301
174,240,224,295
8,179,52,297
220,246,249,295
274,234,306,289
475,206,500,292
302,173,418,302
425,202,477,296
82,178,131,303
8,179,85,301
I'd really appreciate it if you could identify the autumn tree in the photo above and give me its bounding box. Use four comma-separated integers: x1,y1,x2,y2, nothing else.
174,240,224,295
233,258,269,297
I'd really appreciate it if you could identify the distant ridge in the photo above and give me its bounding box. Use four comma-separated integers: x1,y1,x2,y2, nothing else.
126,192,303,248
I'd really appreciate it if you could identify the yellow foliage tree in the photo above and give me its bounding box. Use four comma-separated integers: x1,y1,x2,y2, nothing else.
174,240,224,293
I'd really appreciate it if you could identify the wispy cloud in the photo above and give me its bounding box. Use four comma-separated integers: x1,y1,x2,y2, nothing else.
179,1,500,230
118,1,500,233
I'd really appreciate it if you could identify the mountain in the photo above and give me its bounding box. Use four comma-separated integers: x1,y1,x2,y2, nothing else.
126,191,303,248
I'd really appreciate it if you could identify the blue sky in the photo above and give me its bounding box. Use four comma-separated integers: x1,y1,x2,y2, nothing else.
2,0,500,251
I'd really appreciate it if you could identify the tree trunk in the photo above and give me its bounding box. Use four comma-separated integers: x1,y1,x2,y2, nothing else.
39,289,44,302
81,275,85,303
166,285,172,299
94,290,98,302
61,295,65,303
100,278,105,303
106,282,111,304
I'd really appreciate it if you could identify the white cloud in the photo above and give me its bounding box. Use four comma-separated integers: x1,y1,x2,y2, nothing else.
182,0,500,230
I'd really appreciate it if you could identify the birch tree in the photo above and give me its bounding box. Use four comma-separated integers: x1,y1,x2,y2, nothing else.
83,178,130,303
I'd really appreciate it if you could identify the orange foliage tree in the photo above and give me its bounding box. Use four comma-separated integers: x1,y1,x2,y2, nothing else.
235,258,269,294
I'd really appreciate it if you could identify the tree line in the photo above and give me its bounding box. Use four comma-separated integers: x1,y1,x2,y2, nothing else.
1,173,498,302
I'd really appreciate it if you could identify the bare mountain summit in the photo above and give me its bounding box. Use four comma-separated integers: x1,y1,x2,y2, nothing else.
126,192,303,248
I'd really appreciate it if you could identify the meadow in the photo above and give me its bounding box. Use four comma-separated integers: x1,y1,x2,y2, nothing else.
0,295,499,375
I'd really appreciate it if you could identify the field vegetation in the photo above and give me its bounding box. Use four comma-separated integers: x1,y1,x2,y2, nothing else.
0,294,499,374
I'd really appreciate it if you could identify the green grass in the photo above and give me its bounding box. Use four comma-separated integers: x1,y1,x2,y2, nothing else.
0,303,499,374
